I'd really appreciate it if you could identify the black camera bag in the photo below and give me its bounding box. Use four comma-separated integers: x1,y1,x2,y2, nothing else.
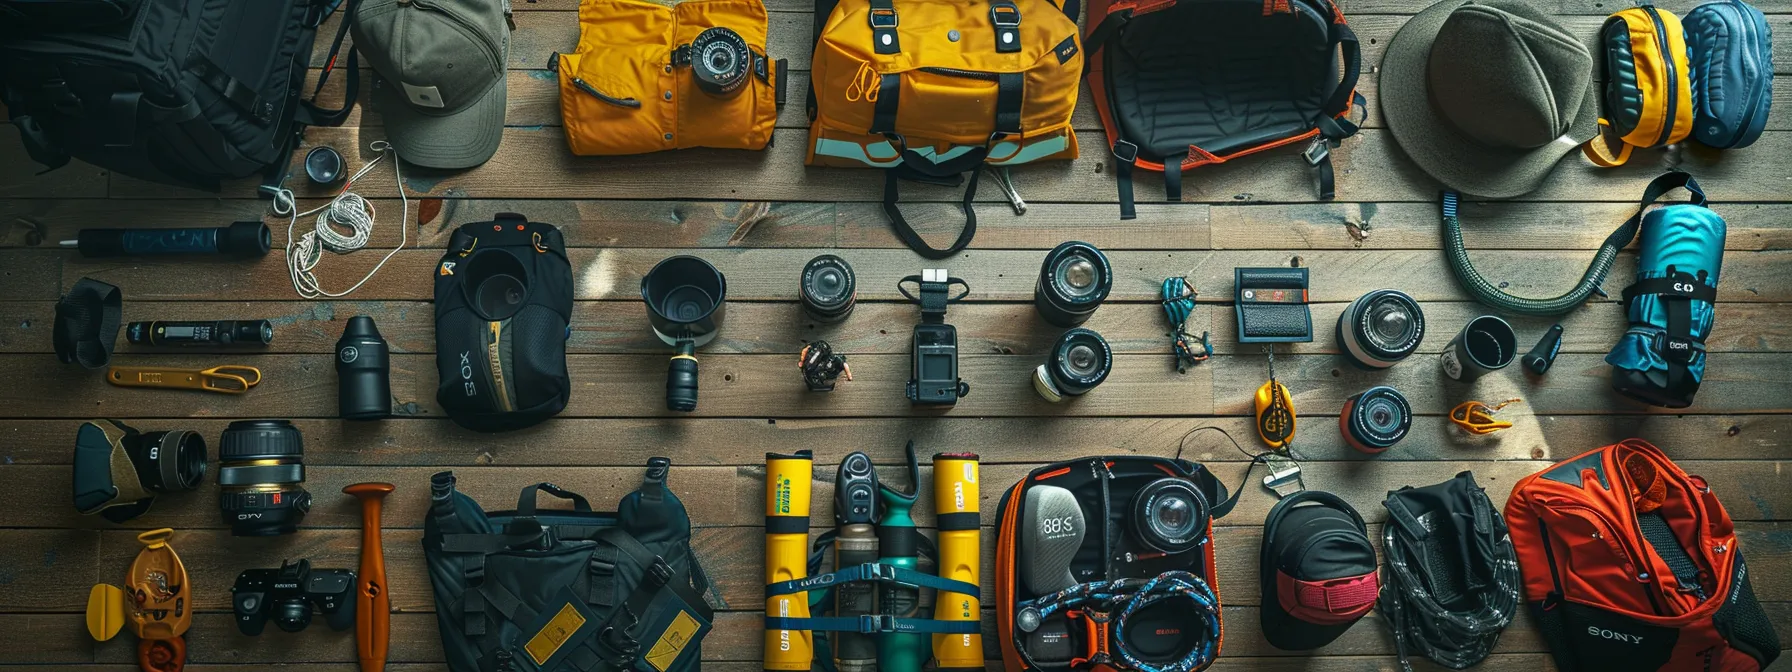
0,0,356,191
425,460,714,672
434,214,573,433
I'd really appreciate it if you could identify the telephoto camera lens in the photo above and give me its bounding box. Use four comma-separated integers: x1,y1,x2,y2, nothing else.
1032,328,1112,403
1035,242,1113,328
1337,289,1425,369
800,255,857,323
1340,386,1412,454
336,316,391,420
1129,478,1210,555
217,420,310,536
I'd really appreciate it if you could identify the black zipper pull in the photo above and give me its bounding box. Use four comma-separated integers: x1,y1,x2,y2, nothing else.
572,78,643,109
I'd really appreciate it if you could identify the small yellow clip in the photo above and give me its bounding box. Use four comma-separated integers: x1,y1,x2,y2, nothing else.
1450,398,1522,435
106,365,263,394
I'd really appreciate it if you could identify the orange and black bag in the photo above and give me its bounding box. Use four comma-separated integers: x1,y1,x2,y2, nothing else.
807,0,1082,258
995,456,1232,671
1506,440,1781,672
556,0,784,155
1084,0,1363,219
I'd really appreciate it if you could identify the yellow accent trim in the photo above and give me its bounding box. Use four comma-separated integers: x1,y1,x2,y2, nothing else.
488,322,512,412
670,354,698,362
524,602,587,666
644,610,701,671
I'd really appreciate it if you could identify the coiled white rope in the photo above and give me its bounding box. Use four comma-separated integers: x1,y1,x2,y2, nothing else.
267,140,410,299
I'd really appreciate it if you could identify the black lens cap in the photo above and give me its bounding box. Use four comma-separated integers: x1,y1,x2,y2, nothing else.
304,146,344,185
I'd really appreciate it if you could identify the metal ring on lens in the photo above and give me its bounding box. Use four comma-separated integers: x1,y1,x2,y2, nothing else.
690,27,752,97
1337,289,1424,368
1034,241,1112,328
1340,385,1412,454
799,254,857,323
1129,478,1210,555
1034,328,1111,402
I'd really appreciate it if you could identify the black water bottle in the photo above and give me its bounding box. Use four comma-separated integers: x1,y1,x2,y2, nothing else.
335,316,390,420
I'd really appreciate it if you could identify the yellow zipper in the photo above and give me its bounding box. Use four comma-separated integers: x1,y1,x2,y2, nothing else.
488,321,512,412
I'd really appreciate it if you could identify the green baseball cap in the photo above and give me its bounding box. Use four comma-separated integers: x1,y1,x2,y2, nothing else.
352,0,510,169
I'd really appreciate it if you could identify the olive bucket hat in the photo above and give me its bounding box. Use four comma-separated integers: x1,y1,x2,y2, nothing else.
1380,0,1598,198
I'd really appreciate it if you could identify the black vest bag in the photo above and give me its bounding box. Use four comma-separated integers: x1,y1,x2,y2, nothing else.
425,460,714,672
0,0,357,191
434,214,573,432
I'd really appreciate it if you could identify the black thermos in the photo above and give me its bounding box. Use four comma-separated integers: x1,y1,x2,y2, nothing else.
335,316,390,420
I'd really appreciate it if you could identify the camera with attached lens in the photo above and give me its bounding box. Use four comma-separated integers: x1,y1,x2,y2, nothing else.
72,419,207,523
231,559,356,635
216,420,310,536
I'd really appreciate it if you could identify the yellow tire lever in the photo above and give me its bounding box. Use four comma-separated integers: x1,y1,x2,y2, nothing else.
106,365,262,393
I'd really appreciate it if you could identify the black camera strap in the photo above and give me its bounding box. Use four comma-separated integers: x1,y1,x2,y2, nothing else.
898,271,969,323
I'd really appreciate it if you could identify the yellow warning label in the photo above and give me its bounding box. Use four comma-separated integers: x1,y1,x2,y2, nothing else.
524,602,587,666
643,610,700,672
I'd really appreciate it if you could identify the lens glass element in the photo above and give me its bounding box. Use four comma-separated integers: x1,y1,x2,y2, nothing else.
1150,495,1195,538
1065,344,1099,376
1056,257,1099,299
1367,298,1415,346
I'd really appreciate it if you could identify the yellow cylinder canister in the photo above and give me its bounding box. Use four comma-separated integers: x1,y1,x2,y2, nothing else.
764,451,815,670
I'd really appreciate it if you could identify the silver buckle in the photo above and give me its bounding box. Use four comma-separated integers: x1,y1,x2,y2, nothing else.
1303,137,1330,166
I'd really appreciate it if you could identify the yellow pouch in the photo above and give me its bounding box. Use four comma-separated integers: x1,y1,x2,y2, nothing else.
557,0,782,155
1584,5,1693,167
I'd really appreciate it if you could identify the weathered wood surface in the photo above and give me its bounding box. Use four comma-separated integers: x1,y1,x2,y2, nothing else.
1,0,1789,668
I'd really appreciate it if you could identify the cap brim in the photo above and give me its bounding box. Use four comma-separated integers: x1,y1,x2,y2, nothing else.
374,72,506,170
1379,0,1599,198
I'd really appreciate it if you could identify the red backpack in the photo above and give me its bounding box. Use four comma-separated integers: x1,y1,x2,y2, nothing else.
1505,440,1780,672
1082,0,1363,219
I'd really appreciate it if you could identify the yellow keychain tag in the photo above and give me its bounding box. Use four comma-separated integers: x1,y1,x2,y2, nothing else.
1254,379,1296,449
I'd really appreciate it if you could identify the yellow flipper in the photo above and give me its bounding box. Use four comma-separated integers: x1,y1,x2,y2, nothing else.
85,584,125,641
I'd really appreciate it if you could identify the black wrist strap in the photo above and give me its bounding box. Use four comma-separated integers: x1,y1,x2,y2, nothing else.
55,277,122,369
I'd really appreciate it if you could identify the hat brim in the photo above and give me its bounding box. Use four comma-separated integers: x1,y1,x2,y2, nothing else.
1379,0,1599,198
374,72,506,170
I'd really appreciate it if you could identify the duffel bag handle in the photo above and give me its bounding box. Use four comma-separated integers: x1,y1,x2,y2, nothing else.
516,482,594,517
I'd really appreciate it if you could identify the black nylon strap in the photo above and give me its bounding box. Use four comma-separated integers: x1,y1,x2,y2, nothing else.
766,515,810,534
936,511,979,531
1080,10,1129,76
995,72,1024,135
189,55,275,123
869,0,900,54
872,73,901,135
1163,152,1184,202
884,168,981,259
298,0,361,127
1316,151,1336,200
1322,23,1361,121
105,92,138,148
1621,274,1718,305
1112,141,1137,220
598,528,715,621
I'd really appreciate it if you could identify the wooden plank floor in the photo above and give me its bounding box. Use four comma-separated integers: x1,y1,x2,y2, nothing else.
2,0,1790,669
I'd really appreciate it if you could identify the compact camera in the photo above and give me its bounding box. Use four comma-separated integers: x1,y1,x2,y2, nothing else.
231,559,356,635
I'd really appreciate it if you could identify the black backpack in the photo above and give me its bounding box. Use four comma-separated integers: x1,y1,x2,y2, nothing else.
424,461,714,672
434,214,574,433
0,0,356,191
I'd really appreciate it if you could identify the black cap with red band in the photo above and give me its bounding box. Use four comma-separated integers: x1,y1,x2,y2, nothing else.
1260,490,1380,650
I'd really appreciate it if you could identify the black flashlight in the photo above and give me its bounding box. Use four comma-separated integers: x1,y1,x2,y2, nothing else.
62,221,271,258
127,320,274,347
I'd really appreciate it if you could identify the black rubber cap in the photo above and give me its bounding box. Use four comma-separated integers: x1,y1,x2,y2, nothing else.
223,221,272,258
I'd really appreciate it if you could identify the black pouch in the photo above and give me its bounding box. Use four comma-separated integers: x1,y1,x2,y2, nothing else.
630,582,712,672
1235,268,1312,343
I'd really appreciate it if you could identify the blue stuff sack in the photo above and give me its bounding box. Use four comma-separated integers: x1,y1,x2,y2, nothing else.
1686,0,1773,149
1607,172,1725,408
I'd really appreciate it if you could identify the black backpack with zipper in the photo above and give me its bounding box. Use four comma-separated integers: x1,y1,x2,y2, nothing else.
0,0,357,191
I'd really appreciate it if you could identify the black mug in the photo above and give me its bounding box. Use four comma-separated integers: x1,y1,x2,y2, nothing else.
642,256,727,412
1440,315,1516,382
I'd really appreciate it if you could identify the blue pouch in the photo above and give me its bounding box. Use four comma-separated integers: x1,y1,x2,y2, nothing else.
1686,0,1773,149
1606,172,1725,408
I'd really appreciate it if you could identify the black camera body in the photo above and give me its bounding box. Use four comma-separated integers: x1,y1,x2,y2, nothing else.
231,559,356,635
901,270,970,406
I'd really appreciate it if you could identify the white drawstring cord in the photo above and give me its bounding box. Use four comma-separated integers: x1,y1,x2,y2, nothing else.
267,140,410,299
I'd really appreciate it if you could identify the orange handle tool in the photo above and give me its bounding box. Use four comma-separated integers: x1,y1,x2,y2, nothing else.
106,365,262,393
344,482,394,672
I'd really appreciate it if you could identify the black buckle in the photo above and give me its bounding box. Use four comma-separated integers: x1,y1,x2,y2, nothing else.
859,614,896,633
990,2,1021,26
1660,334,1698,364
647,557,674,586
1303,136,1331,166
869,8,898,28
1111,140,1138,164
868,562,897,581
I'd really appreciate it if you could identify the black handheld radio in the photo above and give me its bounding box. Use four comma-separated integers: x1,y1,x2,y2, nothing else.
900,270,970,406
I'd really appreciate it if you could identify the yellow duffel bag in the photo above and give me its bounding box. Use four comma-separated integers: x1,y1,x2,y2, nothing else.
557,0,784,155
1583,4,1693,167
807,0,1082,258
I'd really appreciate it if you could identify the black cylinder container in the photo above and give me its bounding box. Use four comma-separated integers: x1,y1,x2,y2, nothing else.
216,420,310,536
1336,289,1425,369
1033,328,1113,402
128,429,208,492
643,256,727,412
800,255,857,323
1340,386,1412,454
335,316,391,420
75,220,270,258
1441,315,1517,382
1034,242,1112,328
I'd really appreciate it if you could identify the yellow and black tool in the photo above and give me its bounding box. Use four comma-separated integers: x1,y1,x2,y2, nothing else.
765,451,815,670
1252,349,1296,450
931,452,983,672
106,364,262,393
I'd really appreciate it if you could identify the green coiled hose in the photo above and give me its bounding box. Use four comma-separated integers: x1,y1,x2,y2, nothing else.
1441,191,1639,316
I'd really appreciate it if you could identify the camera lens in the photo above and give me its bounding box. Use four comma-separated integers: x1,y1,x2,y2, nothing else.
1129,478,1210,554
126,430,207,493
1034,242,1112,328
690,27,751,97
800,255,857,323
1340,386,1412,454
216,420,310,536
1337,289,1424,369
336,316,391,421
273,600,313,633
1034,328,1112,402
